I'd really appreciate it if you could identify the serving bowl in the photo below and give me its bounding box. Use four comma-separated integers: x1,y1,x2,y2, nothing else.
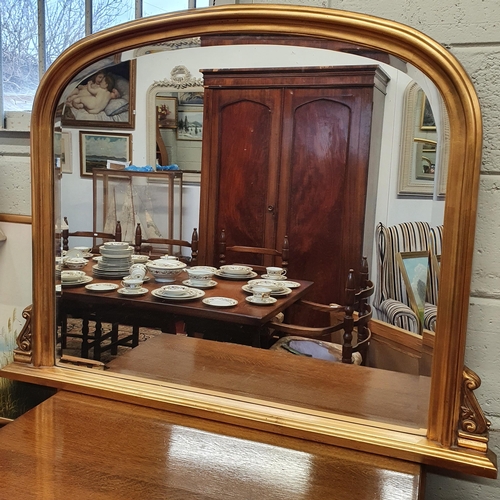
146,259,187,282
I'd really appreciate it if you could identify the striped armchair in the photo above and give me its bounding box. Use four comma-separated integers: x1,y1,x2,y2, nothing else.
375,221,442,334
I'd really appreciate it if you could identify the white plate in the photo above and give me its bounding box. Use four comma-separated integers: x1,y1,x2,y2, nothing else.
219,265,253,275
61,276,93,287
245,296,277,305
215,270,258,280
203,297,238,307
260,274,288,281
85,283,119,292
280,281,301,289
117,287,149,296
151,288,205,301
182,279,218,289
241,284,292,296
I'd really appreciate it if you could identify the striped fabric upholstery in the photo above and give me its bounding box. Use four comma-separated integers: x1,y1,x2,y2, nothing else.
375,221,432,333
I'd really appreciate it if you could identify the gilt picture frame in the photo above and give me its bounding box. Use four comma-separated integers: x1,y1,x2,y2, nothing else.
62,60,136,129
80,132,132,177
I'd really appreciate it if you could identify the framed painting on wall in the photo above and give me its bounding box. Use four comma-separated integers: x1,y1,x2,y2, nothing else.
396,250,430,333
79,132,132,177
62,60,136,129
156,96,178,129
177,108,203,141
420,95,436,130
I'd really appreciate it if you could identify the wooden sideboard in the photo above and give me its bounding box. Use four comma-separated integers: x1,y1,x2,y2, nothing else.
0,390,424,499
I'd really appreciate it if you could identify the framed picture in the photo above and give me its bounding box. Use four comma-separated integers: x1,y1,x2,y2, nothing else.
420,95,436,130
177,108,203,141
178,91,204,106
396,251,430,332
62,60,136,129
80,132,132,177
156,96,178,129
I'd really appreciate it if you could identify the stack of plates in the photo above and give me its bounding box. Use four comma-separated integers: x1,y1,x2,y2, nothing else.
151,285,205,301
92,242,134,279
215,265,257,280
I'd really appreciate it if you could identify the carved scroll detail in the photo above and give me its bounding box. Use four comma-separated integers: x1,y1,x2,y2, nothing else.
13,304,32,364
152,65,204,89
457,366,490,452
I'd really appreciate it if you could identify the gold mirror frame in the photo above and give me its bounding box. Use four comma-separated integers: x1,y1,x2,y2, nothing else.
2,5,496,477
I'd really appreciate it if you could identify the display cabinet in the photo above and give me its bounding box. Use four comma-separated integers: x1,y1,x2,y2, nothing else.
92,169,183,252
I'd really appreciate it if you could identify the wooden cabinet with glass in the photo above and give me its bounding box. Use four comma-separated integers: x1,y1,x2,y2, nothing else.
92,169,183,249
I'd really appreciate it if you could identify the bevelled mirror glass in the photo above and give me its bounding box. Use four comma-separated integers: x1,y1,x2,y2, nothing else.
2,5,495,477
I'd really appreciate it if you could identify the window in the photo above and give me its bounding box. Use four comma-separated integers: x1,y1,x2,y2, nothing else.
0,0,211,114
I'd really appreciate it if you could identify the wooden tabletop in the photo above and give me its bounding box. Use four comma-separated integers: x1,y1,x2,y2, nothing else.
107,333,430,431
60,263,314,327
0,390,424,499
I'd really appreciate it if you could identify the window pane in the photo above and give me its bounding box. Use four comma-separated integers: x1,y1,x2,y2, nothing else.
195,0,211,7
143,0,189,17
46,0,85,68
1,0,39,110
93,0,135,33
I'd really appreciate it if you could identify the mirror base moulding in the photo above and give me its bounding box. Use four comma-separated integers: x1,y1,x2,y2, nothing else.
2,304,496,478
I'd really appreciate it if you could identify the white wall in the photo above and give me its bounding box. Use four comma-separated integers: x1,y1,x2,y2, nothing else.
61,42,443,265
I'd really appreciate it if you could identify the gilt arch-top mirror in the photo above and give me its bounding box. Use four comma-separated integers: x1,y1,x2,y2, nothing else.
2,5,495,477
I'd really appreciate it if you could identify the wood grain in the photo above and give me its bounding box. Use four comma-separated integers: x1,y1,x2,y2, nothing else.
107,333,430,431
0,391,423,499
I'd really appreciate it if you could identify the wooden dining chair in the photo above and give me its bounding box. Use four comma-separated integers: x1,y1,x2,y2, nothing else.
268,259,374,365
218,228,289,274
62,217,122,253
134,223,198,264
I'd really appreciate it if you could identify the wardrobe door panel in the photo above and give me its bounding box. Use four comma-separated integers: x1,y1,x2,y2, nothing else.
281,88,375,310
204,89,282,265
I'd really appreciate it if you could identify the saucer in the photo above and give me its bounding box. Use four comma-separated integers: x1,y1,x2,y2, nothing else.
260,274,287,281
245,296,277,305
202,297,238,307
280,281,301,288
117,287,148,296
85,283,119,292
182,279,218,289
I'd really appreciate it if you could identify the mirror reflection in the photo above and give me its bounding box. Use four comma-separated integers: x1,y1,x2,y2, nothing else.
54,34,445,401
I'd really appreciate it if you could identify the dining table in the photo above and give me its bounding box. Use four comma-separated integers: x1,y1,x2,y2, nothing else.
58,259,314,360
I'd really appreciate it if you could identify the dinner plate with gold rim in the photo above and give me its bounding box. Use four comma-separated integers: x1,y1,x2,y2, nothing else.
215,270,258,280
202,297,238,307
151,288,205,300
61,276,93,287
85,283,119,292
117,287,149,296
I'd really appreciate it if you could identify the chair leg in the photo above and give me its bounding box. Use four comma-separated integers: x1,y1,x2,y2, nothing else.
110,323,119,355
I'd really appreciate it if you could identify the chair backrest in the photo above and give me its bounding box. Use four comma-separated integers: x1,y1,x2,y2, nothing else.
218,228,289,273
62,217,122,252
134,223,198,264
374,221,431,310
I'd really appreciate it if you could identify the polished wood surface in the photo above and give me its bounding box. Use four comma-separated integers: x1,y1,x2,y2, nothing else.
0,390,424,499
107,333,430,432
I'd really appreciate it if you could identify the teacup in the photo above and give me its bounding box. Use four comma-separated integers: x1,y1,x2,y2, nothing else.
187,268,214,286
74,246,91,254
266,266,286,278
129,263,147,280
121,277,143,290
252,286,272,301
